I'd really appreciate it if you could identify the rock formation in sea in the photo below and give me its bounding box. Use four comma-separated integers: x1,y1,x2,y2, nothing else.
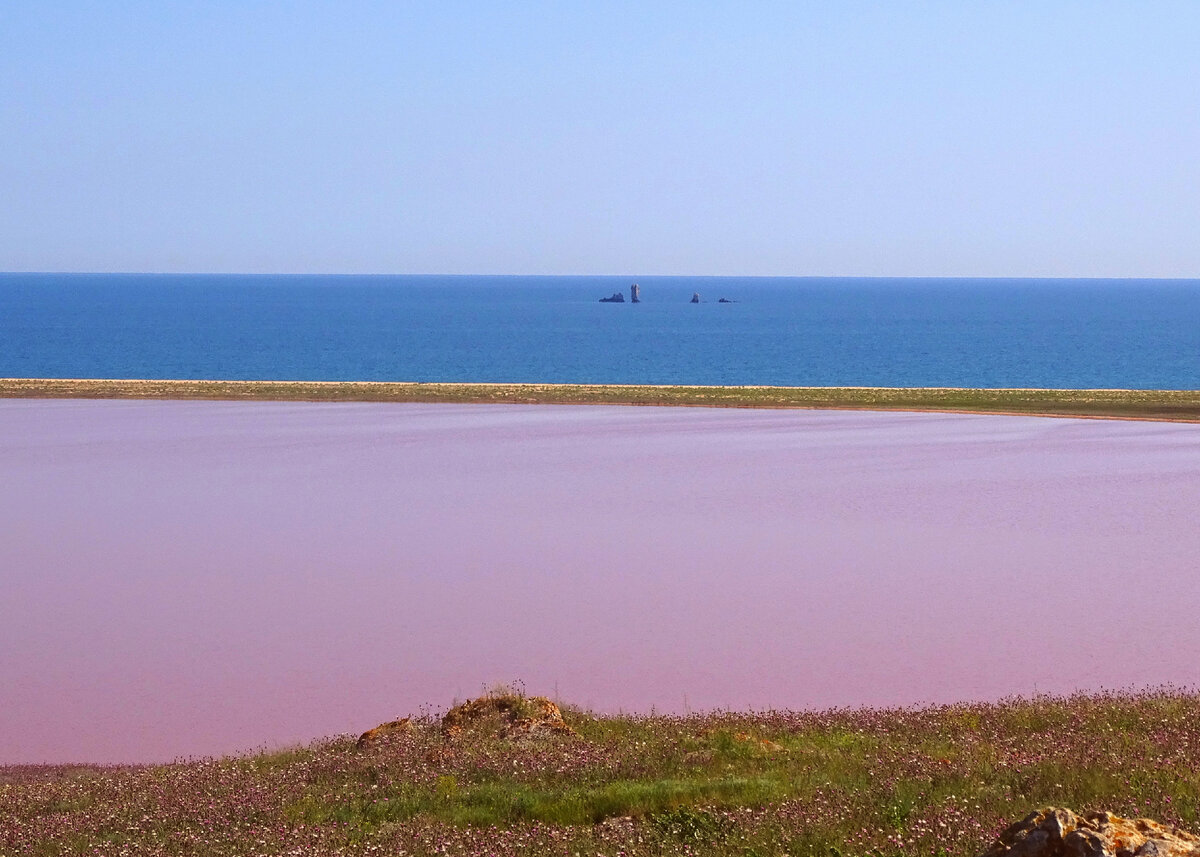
690,292,700,303
979,807,1200,857
719,297,735,303
630,283,640,303
599,292,625,303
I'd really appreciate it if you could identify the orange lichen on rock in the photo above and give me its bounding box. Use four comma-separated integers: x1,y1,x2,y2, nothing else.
355,717,415,749
441,693,578,740
979,807,1200,857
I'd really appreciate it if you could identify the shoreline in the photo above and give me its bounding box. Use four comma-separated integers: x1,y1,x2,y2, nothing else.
6,690,1200,856
3,684,1194,769
4,377,1200,422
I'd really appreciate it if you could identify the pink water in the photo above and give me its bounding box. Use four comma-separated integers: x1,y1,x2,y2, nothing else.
2,400,1199,765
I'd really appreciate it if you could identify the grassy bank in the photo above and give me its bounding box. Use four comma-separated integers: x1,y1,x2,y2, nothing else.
4,378,1200,420
4,689,1200,856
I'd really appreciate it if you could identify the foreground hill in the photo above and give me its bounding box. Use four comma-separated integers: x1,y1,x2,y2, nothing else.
4,689,1200,856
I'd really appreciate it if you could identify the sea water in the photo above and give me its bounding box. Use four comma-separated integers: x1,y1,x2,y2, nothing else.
3,273,1200,387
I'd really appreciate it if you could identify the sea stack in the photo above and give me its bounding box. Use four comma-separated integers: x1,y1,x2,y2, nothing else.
599,292,625,303
690,292,700,303
630,283,640,303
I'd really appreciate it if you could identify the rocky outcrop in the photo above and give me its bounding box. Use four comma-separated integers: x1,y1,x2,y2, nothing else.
630,283,641,303
979,808,1200,857
690,292,700,303
599,292,625,303
719,297,735,303
442,693,578,740
356,717,415,749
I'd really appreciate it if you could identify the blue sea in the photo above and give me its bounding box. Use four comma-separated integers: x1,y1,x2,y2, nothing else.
2,273,1199,387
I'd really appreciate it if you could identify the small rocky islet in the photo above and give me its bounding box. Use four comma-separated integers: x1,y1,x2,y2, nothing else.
598,284,735,304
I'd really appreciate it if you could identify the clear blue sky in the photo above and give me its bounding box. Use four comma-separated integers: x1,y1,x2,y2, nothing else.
2,2,1198,276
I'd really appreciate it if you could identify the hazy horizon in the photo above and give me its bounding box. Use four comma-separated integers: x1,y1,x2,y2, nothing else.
6,272,1200,281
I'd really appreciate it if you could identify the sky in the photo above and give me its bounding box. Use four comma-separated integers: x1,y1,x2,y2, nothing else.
2,2,1198,277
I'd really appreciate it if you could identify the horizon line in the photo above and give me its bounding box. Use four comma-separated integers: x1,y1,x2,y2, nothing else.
3,271,1200,282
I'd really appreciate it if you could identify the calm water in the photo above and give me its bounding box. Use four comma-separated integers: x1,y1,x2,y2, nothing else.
3,274,1200,387
3,401,1200,764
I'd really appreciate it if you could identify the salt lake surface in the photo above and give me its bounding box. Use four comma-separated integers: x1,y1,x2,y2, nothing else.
2,400,1199,764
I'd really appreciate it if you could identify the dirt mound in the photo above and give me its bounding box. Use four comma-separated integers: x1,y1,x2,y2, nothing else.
355,717,415,749
441,694,578,740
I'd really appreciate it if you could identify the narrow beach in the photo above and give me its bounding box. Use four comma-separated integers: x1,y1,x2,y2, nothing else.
4,378,1200,421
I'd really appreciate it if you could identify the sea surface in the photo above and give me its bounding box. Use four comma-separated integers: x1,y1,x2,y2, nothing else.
3,273,1200,387
3,401,1200,764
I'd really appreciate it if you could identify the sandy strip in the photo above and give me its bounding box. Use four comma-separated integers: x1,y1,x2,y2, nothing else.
2,378,1200,422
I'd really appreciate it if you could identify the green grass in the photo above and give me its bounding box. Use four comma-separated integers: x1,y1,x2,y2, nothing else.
7,690,1200,855
4,377,1200,420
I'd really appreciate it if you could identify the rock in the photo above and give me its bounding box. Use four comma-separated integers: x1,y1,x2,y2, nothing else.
690,292,700,303
442,693,578,740
599,292,625,303
356,717,415,749
979,807,1200,857
630,283,641,303
719,297,735,303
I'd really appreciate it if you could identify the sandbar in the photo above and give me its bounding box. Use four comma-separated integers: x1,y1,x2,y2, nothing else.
4,377,1200,421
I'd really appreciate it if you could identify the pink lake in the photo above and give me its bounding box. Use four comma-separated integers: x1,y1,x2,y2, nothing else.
2,400,1199,765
